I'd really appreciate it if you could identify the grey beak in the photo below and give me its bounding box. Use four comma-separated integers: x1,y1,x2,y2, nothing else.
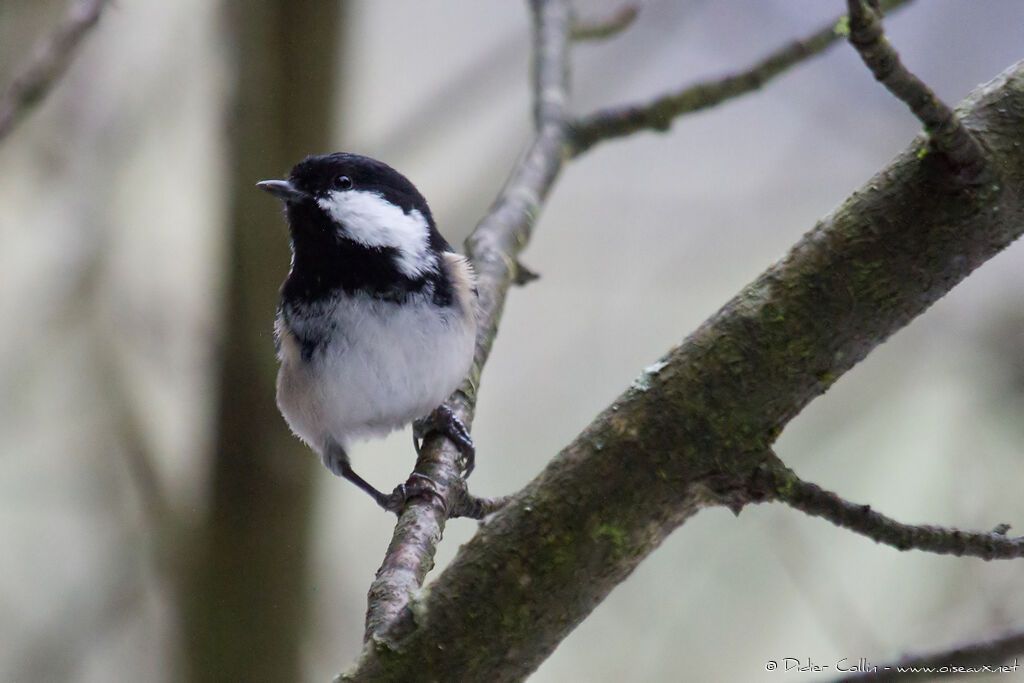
257,179,308,203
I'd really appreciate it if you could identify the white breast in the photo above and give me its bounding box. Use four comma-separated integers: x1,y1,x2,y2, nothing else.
275,287,475,454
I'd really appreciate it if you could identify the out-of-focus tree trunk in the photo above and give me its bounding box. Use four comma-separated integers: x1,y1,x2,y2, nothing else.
181,2,343,681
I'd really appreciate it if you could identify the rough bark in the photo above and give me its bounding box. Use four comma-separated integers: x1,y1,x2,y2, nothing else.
343,60,1024,682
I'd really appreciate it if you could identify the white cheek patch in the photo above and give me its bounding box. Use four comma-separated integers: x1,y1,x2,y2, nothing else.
318,189,434,278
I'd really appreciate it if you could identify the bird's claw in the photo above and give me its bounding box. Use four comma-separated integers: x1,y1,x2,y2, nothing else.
378,472,442,514
412,405,476,477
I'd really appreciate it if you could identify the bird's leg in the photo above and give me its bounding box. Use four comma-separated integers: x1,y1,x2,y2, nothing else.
412,404,476,477
322,441,437,514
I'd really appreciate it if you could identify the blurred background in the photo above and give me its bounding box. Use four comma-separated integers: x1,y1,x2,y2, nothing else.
1,0,1023,681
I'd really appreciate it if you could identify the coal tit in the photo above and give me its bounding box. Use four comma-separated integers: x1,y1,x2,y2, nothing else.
257,153,477,513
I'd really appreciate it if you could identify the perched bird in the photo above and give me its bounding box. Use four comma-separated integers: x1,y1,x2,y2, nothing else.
257,153,477,513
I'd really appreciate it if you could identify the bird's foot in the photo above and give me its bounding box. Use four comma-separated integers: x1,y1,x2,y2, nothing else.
323,442,436,515
378,472,443,514
412,404,476,477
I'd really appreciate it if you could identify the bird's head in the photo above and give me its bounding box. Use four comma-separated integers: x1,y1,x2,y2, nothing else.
258,153,451,283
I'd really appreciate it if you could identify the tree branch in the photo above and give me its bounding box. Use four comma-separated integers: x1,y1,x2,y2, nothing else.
569,0,913,156
753,457,1024,560
0,0,110,142
343,58,1024,683
360,0,571,649
569,4,639,42
834,630,1024,682
846,0,989,185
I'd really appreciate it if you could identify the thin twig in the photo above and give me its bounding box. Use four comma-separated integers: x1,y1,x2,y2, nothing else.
569,0,913,156
450,484,514,520
360,0,571,648
754,460,1024,560
845,0,990,184
0,0,111,142
570,4,639,42
362,443,462,643
832,630,1024,682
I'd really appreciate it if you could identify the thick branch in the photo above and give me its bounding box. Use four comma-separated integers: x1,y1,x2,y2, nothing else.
360,0,571,648
846,0,989,184
569,0,913,156
835,630,1024,682
0,0,110,142
343,61,1024,682
754,458,1024,559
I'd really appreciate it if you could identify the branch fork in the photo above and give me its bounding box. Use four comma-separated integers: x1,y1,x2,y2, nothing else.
345,1,1024,678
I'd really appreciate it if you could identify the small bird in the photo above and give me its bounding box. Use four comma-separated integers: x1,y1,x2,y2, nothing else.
257,153,477,513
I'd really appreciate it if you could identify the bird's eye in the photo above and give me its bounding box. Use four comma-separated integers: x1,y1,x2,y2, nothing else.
334,175,353,190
